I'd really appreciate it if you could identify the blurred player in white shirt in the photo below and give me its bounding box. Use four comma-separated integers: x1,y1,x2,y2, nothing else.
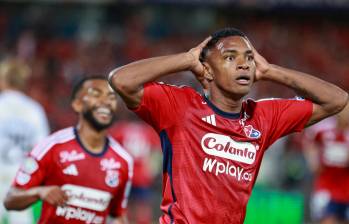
0,58,50,223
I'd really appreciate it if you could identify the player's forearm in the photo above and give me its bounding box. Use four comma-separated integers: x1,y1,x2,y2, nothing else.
108,52,193,94
262,64,348,114
3,187,40,210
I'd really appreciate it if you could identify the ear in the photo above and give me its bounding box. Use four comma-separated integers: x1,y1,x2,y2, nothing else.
202,62,214,81
71,98,83,113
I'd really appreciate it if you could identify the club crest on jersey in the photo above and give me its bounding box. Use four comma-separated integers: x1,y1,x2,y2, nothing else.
243,125,261,139
105,170,119,188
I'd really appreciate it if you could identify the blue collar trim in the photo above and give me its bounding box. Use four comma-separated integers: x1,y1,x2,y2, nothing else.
203,95,241,119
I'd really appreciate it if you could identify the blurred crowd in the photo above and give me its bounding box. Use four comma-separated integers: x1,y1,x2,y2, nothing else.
0,4,348,130
0,2,348,223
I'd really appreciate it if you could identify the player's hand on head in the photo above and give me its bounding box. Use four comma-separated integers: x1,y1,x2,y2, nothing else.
250,44,270,81
187,37,211,90
38,186,68,207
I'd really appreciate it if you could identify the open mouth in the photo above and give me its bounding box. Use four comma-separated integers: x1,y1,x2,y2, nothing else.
236,74,251,85
95,107,112,118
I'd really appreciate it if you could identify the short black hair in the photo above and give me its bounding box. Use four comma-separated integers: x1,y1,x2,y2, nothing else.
200,28,247,62
71,76,106,101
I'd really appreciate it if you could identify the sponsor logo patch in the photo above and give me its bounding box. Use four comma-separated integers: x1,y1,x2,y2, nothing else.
16,171,31,185
201,133,258,164
100,158,121,171
21,157,39,174
56,206,104,224
62,184,112,212
60,150,85,163
202,157,253,182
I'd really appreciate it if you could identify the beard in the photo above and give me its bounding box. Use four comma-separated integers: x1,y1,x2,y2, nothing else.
82,108,115,131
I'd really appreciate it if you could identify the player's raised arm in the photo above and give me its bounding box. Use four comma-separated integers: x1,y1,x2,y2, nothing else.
252,46,348,126
108,37,211,109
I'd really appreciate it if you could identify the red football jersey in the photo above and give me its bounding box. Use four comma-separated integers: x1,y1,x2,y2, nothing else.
308,125,349,202
132,82,312,224
110,121,161,188
13,127,133,224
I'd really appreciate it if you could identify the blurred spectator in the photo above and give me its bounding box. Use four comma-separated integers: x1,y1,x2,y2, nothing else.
110,120,162,224
0,58,49,223
302,105,349,224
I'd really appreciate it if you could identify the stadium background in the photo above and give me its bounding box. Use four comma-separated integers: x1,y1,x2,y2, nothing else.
0,0,348,223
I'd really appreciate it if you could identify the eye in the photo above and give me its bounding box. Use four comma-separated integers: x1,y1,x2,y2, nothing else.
87,88,101,97
247,55,254,61
108,94,117,101
224,55,235,61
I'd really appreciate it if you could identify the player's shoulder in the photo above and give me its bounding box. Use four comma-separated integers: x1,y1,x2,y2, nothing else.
30,127,75,160
253,97,282,104
243,97,284,116
245,97,276,110
250,96,308,108
0,90,44,113
22,94,45,111
254,96,307,103
148,81,198,94
108,137,133,167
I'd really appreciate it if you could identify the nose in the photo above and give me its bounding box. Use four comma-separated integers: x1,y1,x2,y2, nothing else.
99,94,114,106
236,57,249,70
237,64,249,70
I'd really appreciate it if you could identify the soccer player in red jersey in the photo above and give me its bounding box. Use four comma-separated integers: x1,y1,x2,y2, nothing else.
303,105,349,224
108,28,348,224
3,77,133,224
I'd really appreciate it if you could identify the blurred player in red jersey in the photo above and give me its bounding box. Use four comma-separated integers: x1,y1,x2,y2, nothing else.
3,77,133,224
108,28,348,224
110,120,161,224
303,104,349,224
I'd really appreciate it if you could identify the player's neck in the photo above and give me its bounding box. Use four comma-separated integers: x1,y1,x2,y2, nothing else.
208,91,243,114
76,123,107,153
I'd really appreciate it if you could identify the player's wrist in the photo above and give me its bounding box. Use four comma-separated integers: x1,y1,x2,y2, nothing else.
27,187,42,200
34,187,43,199
258,64,277,80
185,51,198,71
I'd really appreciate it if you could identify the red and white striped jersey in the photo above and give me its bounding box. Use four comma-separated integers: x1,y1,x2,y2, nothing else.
13,127,133,224
132,82,312,224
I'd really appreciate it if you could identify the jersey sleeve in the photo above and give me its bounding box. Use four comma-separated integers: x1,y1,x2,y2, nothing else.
12,142,52,189
109,169,133,217
261,98,313,146
131,82,189,132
